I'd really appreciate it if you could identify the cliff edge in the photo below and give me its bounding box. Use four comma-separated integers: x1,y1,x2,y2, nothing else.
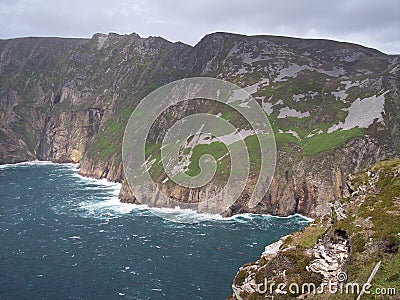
229,159,400,299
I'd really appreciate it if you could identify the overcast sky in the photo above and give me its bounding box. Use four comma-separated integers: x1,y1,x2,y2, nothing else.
0,0,399,54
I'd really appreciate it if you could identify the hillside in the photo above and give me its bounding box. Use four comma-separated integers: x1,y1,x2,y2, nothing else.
0,32,399,217
229,159,400,299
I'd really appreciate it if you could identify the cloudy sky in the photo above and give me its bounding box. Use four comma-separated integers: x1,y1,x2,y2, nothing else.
0,0,399,54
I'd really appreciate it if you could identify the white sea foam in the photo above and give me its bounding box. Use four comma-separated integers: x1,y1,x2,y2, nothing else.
0,160,64,169
3,160,123,218
78,198,134,217
96,200,313,224
74,191,313,223
66,168,313,223
3,160,312,225
67,166,120,188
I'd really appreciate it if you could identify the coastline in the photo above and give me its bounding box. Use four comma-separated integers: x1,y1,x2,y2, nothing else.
0,159,313,223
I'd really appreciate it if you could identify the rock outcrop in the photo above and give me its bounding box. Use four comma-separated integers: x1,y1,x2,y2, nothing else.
306,231,349,288
229,159,400,299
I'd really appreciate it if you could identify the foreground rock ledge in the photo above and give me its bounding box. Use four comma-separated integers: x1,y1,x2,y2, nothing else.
228,159,400,300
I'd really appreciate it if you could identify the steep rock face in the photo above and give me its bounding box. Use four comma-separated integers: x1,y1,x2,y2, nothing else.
229,159,400,299
37,108,104,162
0,33,193,167
0,32,399,217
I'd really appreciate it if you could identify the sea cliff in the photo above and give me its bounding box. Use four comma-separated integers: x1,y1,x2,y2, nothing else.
1,32,399,217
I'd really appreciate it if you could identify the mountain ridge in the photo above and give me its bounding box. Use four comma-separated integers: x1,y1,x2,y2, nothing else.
2,31,394,56
0,32,399,217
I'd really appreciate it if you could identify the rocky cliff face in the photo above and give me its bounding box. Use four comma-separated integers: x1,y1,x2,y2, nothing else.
0,32,399,217
229,159,400,299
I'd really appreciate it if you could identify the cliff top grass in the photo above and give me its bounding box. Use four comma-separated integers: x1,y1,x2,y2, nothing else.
337,159,400,295
230,159,400,300
293,159,400,298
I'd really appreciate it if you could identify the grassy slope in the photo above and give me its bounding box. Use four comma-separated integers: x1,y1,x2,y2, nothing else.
229,159,400,299
338,159,400,298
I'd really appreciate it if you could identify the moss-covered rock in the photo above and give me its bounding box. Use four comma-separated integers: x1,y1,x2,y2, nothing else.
229,159,400,299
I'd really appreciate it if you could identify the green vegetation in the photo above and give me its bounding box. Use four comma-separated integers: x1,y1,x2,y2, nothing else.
302,127,364,156
144,133,266,185
88,118,126,159
89,136,117,158
336,161,400,298
274,132,300,146
231,160,400,299
326,159,400,297
234,269,247,286
283,247,325,290
145,142,164,180
143,124,365,187
272,124,364,157
293,224,326,248
184,142,228,177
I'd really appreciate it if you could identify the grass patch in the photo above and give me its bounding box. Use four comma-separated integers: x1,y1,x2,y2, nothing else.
185,141,228,177
90,136,117,158
302,127,364,156
293,225,326,248
275,132,300,146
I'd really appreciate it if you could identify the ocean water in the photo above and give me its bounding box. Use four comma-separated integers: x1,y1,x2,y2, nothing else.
0,162,309,299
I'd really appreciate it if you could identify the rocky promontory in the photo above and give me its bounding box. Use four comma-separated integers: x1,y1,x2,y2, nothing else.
229,159,400,299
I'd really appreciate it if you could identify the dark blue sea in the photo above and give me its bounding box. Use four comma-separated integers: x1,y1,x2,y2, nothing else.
0,162,308,299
